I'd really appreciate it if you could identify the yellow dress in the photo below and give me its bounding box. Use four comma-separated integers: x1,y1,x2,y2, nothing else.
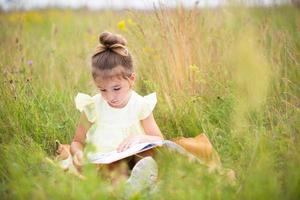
74,90,157,153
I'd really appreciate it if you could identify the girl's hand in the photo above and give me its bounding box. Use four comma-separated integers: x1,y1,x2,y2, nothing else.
117,135,142,152
73,150,83,171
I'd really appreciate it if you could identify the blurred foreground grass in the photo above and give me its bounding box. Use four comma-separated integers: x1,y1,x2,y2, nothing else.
0,5,299,199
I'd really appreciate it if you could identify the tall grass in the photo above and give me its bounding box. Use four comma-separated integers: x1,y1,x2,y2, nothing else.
0,5,299,199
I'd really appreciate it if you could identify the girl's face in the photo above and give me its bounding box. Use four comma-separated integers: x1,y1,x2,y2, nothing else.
94,73,135,108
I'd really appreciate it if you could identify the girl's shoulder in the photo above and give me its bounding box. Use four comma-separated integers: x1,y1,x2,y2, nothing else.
75,92,101,100
132,91,157,104
132,91,157,120
75,92,101,110
74,92,102,123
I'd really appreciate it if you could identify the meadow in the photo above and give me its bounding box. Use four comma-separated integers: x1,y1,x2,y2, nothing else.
0,5,299,199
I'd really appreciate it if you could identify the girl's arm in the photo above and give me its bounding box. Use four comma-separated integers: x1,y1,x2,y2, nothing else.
117,113,163,152
70,113,92,166
140,113,164,141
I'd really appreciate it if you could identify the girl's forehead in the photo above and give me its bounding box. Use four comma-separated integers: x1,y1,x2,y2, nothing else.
95,76,126,88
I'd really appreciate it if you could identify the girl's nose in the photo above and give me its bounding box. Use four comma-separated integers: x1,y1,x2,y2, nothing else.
106,92,116,102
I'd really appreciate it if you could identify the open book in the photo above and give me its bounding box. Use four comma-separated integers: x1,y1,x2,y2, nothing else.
87,140,164,164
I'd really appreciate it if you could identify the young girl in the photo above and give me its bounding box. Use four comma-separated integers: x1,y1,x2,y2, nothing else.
70,31,164,190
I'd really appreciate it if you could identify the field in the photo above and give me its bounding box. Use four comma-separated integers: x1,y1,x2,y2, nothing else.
0,5,299,199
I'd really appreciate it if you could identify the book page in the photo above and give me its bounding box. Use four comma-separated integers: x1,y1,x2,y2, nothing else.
87,140,163,164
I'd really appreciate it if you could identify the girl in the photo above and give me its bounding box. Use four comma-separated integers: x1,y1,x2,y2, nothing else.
70,31,164,189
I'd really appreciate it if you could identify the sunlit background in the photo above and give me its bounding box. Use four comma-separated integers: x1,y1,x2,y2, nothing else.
0,0,291,11
0,0,299,199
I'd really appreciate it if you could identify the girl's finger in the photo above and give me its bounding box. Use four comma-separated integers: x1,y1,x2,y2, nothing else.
123,140,132,151
117,145,122,152
118,141,128,152
117,136,131,152
122,142,130,151
73,156,81,167
124,141,133,151
73,151,83,166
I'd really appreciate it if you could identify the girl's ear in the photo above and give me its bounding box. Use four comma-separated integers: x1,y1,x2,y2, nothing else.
129,73,136,81
129,73,136,87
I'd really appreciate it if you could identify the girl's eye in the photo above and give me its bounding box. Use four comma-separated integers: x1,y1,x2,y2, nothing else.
114,88,121,91
100,89,106,92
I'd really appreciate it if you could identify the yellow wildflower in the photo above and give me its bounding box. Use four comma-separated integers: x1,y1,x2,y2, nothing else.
117,20,127,31
189,64,206,84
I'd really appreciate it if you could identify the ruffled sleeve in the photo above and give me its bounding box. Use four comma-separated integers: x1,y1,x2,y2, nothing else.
74,93,97,123
138,92,157,120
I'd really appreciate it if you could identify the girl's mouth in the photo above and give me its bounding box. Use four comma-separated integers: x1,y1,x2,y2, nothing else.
110,100,118,104
109,100,120,106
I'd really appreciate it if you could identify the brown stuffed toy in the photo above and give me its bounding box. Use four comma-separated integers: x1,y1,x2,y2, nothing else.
55,140,85,179
172,133,221,170
172,134,236,184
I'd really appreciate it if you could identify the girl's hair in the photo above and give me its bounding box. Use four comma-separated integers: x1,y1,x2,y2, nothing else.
91,31,133,80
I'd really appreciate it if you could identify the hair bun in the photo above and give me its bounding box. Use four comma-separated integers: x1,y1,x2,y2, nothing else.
99,31,127,47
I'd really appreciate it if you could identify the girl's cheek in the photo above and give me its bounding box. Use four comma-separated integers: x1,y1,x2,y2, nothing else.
101,93,108,101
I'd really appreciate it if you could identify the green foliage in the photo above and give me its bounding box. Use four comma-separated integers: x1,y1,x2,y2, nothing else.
0,6,299,199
